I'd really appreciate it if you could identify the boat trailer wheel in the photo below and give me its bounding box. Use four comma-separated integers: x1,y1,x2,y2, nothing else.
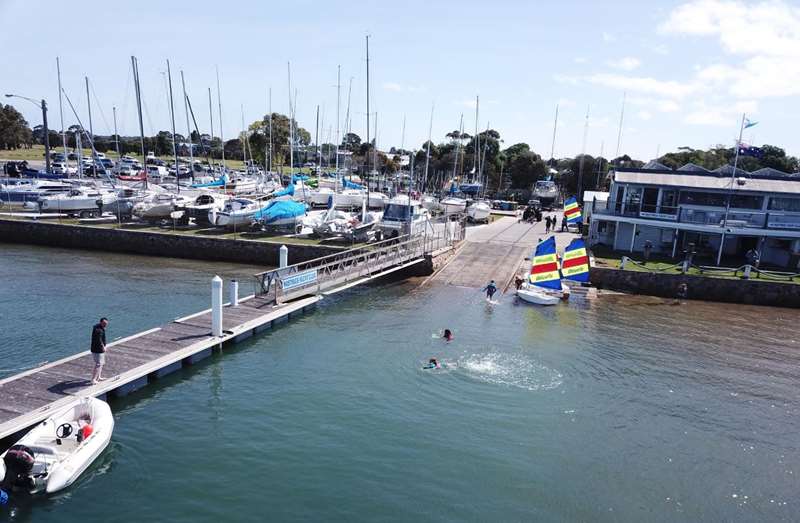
56,423,73,439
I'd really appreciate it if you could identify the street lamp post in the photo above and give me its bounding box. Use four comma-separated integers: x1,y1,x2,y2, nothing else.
5,94,51,173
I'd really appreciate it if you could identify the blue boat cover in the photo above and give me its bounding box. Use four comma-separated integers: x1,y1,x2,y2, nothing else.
272,183,296,197
191,174,227,188
343,179,364,190
291,174,309,183
459,183,482,194
254,200,306,223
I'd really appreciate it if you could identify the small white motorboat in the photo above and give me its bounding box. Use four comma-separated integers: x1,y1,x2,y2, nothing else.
440,196,467,214
185,192,229,225
516,283,564,306
0,397,113,495
466,200,491,223
39,187,117,216
132,192,191,222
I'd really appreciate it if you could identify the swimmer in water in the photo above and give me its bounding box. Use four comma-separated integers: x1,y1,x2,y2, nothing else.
443,329,453,341
426,358,440,369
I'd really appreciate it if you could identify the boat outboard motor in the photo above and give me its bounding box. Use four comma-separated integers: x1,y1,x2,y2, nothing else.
2,445,35,490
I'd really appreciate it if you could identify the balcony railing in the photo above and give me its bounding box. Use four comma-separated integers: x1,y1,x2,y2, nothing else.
594,202,800,231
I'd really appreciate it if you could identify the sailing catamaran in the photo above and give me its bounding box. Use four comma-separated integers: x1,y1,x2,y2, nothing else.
517,236,567,305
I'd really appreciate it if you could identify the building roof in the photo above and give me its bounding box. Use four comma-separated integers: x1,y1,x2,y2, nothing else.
677,163,709,173
642,160,671,170
613,170,800,195
713,164,750,177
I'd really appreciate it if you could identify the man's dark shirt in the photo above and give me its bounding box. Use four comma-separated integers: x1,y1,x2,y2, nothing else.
91,324,106,353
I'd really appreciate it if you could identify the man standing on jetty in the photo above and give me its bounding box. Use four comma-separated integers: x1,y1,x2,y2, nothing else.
90,317,109,385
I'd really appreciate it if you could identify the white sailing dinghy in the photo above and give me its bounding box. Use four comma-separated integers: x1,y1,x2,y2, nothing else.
0,397,114,495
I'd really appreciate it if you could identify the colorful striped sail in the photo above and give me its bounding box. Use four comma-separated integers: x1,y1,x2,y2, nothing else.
529,236,562,290
564,197,582,224
561,238,590,283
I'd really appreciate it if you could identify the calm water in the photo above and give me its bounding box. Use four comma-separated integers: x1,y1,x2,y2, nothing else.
2,243,800,522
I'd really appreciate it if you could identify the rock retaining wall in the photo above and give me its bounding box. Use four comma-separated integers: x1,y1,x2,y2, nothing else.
0,219,345,266
590,267,800,308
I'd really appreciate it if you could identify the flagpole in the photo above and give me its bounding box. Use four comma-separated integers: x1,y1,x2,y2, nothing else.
722,113,746,229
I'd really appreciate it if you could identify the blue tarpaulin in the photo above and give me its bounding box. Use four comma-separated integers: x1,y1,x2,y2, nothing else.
254,200,306,223
191,174,227,188
272,183,296,197
343,179,364,190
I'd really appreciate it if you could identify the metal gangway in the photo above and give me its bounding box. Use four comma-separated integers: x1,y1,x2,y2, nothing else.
254,217,466,303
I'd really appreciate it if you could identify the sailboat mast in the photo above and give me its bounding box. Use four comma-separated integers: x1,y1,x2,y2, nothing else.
473,95,479,178
167,60,180,193
315,105,320,173
615,91,626,160
423,102,434,193
335,65,341,172
131,56,147,189
577,105,590,202
180,71,194,173
216,67,226,172
208,87,214,153
549,103,559,163
56,57,67,157
365,35,370,188
85,77,93,141
268,87,273,172
287,62,293,176
240,104,247,168
452,113,463,181
113,106,120,160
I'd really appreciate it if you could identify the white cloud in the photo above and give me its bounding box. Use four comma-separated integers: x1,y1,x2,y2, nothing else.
661,1,800,98
607,57,641,71
574,57,588,64
586,73,697,98
683,100,758,126
629,97,682,113
381,82,425,93
637,110,653,121
650,43,669,55
602,32,616,43
556,97,576,108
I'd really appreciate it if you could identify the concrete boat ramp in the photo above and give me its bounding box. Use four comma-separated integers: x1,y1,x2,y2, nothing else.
433,216,577,289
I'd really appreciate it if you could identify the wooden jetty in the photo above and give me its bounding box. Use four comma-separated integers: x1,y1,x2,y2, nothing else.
0,225,467,442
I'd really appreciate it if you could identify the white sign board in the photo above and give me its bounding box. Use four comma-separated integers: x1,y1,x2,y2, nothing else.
280,270,318,291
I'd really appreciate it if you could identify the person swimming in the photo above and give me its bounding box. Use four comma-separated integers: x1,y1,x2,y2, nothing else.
424,358,440,369
443,329,453,341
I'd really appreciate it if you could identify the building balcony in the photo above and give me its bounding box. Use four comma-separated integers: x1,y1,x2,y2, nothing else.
594,202,800,231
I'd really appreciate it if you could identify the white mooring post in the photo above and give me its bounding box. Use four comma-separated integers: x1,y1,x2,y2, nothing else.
230,279,239,307
279,244,288,269
211,275,223,337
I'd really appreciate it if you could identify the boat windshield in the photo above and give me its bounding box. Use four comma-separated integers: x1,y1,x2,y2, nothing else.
383,203,411,221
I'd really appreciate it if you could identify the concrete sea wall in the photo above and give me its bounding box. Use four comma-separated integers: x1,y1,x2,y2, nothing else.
590,267,800,308
0,218,346,266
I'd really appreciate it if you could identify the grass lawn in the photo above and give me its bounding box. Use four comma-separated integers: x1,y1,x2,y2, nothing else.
592,245,800,283
1,144,315,174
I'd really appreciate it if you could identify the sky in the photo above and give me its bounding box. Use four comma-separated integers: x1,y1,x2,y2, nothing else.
2,0,800,160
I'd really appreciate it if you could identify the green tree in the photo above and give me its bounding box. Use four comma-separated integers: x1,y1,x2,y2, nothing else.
0,104,33,150
508,150,546,189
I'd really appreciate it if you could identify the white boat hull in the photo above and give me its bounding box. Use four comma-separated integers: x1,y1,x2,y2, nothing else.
517,284,566,306
467,202,491,222
1,397,113,495
440,197,467,214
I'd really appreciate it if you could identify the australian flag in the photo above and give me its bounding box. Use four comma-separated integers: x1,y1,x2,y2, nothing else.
738,144,763,158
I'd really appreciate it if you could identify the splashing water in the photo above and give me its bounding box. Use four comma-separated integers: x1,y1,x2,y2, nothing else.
458,352,563,391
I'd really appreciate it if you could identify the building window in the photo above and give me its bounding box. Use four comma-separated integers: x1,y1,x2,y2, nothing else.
642,188,659,213
730,194,763,209
679,191,763,209
769,197,800,212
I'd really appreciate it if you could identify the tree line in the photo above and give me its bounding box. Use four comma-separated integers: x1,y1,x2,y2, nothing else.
4,101,799,194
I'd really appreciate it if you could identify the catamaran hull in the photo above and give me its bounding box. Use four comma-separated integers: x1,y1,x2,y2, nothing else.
517,287,561,306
